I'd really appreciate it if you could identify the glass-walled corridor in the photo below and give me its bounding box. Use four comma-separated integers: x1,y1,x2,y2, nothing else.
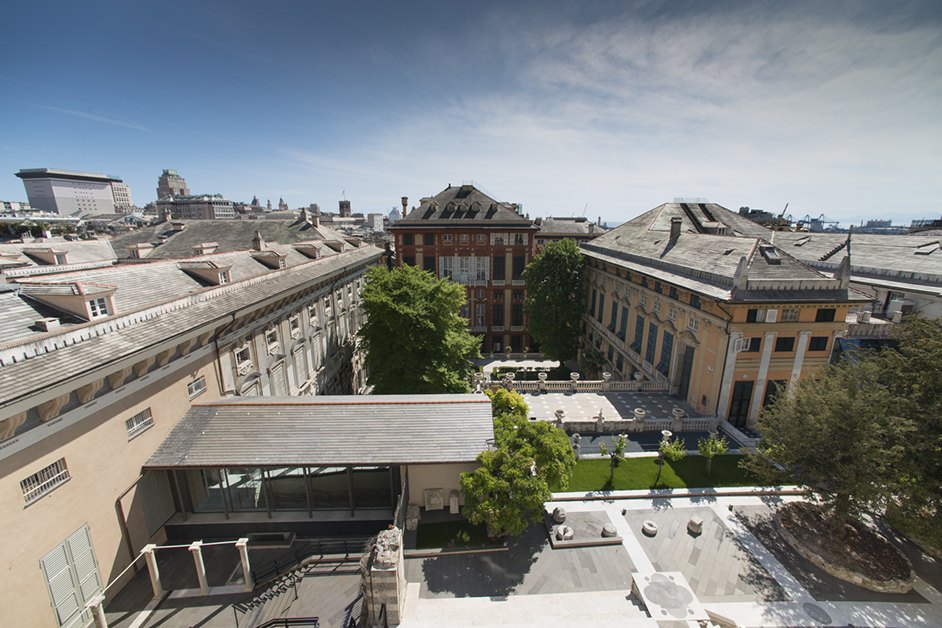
159,465,399,518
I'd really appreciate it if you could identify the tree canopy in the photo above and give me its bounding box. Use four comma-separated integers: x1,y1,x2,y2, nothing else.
742,357,914,530
460,390,575,537
875,317,942,543
357,265,480,394
522,238,585,362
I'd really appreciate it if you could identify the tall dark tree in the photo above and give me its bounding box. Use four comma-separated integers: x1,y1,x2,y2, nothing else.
741,358,914,531
877,317,942,544
357,265,480,394
522,238,585,362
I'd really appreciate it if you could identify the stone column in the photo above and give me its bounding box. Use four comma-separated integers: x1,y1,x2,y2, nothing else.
189,541,209,596
786,331,813,399
142,545,163,600
715,331,742,422
86,594,108,628
362,527,406,626
236,538,253,592
748,331,778,423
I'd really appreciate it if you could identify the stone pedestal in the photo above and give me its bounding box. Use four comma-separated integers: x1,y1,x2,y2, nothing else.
405,505,420,531
362,528,406,626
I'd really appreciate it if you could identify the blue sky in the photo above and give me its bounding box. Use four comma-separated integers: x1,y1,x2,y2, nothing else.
2,0,940,227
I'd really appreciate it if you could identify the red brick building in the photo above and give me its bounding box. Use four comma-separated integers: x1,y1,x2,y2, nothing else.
390,184,537,353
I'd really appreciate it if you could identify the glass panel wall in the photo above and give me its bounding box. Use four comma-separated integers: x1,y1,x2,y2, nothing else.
268,467,308,510
352,466,392,509
309,466,352,509
226,468,268,512
179,465,396,515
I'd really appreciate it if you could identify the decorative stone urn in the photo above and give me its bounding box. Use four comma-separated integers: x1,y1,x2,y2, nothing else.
538,371,548,393
671,407,685,431
555,409,566,429
602,371,612,390
552,507,567,523
634,372,644,382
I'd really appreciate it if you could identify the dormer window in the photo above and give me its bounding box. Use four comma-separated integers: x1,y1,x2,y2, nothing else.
219,270,230,284
279,258,286,269
89,297,110,319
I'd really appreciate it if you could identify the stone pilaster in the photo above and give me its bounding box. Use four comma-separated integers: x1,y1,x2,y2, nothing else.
787,331,813,399
715,331,742,421
748,331,778,422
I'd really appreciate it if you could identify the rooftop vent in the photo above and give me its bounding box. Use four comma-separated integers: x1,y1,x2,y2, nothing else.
36,318,60,332
760,246,782,264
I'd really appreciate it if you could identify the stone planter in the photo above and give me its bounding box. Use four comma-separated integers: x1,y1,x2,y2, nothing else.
773,509,915,594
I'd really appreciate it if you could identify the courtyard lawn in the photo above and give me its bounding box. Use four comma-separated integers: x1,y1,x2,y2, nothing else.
552,455,768,492
414,520,503,549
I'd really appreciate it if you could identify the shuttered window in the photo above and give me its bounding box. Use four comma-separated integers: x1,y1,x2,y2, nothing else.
40,525,102,628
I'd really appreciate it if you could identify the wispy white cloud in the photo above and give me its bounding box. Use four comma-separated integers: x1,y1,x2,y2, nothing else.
40,106,150,132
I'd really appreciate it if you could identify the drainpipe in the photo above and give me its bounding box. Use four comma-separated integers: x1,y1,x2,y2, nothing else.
116,472,147,569
712,302,735,417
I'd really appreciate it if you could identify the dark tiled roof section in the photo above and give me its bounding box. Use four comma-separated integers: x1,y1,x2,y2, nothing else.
145,395,495,468
110,219,348,259
397,185,533,226
0,246,383,408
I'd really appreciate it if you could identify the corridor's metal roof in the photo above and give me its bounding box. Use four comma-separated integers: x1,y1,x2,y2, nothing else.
145,395,494,468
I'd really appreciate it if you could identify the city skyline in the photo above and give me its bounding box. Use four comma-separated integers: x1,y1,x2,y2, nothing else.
1,0,940,227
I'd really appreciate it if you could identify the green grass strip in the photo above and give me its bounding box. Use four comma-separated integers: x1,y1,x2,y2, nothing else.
553,455,768,492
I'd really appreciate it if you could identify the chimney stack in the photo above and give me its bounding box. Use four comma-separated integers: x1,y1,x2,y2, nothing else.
401,197,408,214
253,230,265,251
670,217,682,240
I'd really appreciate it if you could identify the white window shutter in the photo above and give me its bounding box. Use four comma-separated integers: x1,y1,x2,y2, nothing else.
766,309,778,323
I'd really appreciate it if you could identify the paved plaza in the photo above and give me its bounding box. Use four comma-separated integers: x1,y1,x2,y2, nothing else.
103,492,942,628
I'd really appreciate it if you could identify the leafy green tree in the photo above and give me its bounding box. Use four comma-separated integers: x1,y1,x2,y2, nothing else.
876,317,942,544
655,436,686,486
522,239,585,362
697,433,729,477
599,434,628,484
461,390,575,537
357,265,480,394
741,359,914,531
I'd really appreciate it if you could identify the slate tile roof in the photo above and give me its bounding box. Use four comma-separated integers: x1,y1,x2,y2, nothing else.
145,395,495,468
773,232,942,279
397,185,533,227
0,245,383,409
583,202,855,302
109,219,350,259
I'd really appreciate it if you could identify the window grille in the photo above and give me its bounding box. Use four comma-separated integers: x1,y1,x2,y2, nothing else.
89,297,109,319
21,458,70,504
126,408,155,439
187,376,207,399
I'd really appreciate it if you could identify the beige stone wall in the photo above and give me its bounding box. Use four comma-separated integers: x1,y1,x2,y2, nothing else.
0,350,219,628
406,462,479,507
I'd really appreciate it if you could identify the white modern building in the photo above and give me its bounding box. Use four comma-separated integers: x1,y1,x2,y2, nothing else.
15,169,132,216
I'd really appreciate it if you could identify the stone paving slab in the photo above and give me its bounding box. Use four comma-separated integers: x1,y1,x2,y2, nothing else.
405,522,636,599
623,506,789,604
543,509,622,549
524,391,697,423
